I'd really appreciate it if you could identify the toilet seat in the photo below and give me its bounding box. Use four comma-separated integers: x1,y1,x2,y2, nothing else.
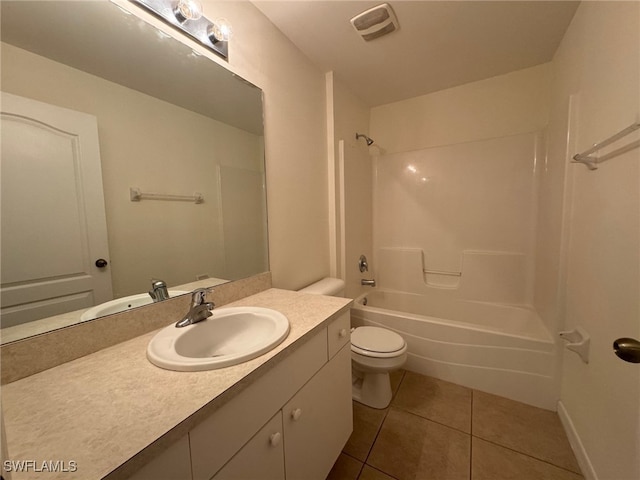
351,326,406,358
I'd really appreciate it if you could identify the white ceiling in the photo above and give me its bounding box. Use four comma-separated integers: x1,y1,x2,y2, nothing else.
254,1,579,106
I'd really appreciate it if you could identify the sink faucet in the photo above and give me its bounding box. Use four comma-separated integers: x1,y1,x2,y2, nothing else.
149,279,170,302
176,288,215,328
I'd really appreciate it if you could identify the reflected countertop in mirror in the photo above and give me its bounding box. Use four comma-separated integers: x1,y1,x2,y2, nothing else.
0,1,268,344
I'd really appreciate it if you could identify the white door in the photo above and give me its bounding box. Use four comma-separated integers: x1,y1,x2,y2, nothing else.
561,106,640,478
1,92,113,328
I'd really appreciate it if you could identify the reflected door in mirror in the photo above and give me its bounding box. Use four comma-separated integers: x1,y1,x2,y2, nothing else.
0,92,113,328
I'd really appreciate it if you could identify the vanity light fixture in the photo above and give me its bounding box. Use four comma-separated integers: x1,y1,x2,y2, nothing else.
208,18,233,44
173,0,203,23
128,0,230,60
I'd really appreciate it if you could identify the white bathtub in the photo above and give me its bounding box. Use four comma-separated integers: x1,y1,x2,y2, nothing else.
350,290,559,409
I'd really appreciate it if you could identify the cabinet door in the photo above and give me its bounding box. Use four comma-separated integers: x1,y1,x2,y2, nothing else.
213,412,285,480
190,329,327,480
127,435,192,480
283,344,352,480
327,312,350,359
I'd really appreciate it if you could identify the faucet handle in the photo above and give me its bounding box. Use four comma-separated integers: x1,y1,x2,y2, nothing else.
151,279,167,289
190,287,214,307
149,279,169,302
358,255,369,273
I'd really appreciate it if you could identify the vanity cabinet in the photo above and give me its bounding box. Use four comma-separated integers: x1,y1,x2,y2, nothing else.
128,312,352,480
283,344,352,479
127,435,192,480
212,412,285,480
189,311,352,480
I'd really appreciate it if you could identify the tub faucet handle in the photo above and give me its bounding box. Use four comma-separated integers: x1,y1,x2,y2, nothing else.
358,255,369,273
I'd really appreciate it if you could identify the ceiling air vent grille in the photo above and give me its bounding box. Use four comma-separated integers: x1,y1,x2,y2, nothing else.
350,3,399,41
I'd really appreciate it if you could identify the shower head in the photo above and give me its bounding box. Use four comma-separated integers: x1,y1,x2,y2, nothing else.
356,133,374,146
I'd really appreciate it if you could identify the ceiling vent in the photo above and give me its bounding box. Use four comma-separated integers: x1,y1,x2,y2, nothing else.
350,3,399,41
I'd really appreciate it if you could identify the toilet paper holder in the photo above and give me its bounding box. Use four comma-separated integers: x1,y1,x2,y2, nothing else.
559,327,590,364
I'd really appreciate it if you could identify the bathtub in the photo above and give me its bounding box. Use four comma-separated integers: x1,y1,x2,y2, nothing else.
350,289,559,409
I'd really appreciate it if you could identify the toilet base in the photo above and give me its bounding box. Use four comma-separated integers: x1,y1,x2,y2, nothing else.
352,371,393,409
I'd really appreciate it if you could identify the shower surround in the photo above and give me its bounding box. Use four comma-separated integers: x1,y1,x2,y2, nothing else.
359,131,559,408
374,132,541,306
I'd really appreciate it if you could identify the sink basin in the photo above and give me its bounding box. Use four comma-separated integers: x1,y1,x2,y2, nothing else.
146,307,290,371
80,291,189,321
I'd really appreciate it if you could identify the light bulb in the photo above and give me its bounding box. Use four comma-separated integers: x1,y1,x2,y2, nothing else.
207,18,233,43
173,0,203,23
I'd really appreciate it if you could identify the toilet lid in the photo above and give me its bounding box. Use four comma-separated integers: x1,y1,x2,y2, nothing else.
351,326,405,354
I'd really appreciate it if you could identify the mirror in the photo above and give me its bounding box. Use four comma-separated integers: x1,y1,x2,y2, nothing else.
0,1,268,344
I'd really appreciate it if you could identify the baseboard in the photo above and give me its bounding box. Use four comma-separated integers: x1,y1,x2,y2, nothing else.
557,400,597,480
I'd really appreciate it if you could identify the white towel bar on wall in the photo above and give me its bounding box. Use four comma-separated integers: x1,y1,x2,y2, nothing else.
129,187,204,204
572,121,640,170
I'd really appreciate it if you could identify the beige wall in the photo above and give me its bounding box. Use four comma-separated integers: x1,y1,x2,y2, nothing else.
328,76,372,299
196,1,329,291
544,2,639,479
1,42,266,298
370,63,551,155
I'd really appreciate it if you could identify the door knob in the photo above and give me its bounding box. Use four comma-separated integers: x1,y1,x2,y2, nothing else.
95,258,108,268
613,338,640,363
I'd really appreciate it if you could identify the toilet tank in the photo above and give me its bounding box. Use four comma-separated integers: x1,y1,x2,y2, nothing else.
298,277,345,297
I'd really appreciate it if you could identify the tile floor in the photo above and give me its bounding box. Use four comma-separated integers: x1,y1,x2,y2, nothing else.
328,370,583,480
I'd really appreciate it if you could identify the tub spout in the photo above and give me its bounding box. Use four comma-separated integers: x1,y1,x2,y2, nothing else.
361,279,376,287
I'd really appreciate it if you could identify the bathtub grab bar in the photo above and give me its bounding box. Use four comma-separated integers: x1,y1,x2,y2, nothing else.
423,269,462,277
572,121,640,170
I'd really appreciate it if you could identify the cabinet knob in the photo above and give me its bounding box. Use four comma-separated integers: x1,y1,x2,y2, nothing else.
269,432,282,447
339,328,347,338
291,408,302,421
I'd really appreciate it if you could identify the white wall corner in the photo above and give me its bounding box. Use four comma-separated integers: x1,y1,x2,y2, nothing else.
326,71,338,278
557,400,598,480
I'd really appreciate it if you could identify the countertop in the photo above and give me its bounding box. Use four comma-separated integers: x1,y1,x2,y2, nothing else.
0,278,229,345
1,288,352,480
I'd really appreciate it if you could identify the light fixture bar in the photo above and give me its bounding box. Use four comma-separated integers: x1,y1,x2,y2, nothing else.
129,0,228,60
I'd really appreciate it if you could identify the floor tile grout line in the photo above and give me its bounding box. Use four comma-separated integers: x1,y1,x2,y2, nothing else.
340,450,362,463
470,389,474,433
470,435,583,476
469,389,474,480
363,405,390,462
361,370,406,472
355,457,365,480
337,450,367,480
389,403,472,436
361,463,401,480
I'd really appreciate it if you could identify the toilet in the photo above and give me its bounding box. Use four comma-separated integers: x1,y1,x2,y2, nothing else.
299,277,407,409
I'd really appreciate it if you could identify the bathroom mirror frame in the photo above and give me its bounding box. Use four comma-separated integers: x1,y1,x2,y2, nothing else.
0,1,268,344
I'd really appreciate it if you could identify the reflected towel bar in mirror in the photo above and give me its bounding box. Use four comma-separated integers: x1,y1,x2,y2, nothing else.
130,187,204,204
